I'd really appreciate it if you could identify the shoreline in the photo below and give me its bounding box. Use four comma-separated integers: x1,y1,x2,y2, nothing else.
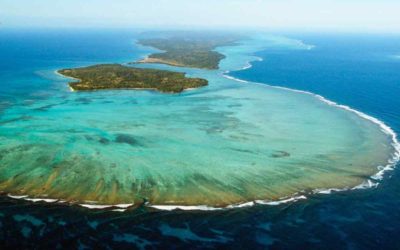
56,65,208,93
4,65,399,211
221,56,400,188
3,37,399,212
54,70,77,92
136,57,186,68
135,57,218,70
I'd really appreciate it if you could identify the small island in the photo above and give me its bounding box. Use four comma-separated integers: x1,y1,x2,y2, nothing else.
58,64,208,93
137,34,240,69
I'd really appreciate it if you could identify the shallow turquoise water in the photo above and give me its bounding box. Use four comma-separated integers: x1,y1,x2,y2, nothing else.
0,32,395,207
2,30,400,249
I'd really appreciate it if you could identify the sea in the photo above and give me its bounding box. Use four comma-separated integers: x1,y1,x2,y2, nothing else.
0,28,400,249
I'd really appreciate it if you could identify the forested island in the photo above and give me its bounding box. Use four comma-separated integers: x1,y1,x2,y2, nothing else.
58,33,242,92
58,64,208,93
137,34,240,69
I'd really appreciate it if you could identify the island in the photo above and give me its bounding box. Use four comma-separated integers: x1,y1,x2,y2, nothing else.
1,31,397,212
58,64,208,93
136,34,240,69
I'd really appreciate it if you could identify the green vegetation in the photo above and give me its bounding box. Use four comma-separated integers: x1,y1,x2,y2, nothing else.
58,33,242,93
137,34,240,69
58,64,208,93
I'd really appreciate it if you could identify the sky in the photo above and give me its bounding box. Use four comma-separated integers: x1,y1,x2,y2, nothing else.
1,0,400,32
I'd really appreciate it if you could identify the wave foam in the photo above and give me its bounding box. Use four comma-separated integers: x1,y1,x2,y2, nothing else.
150,205,223,211
147,195,307,211
3,43,399,212
221,60,400,196
256,195,307,205
313,188,347,195
5,69,399,212
7,194,28,199
25,198,58,203
79,203,134,210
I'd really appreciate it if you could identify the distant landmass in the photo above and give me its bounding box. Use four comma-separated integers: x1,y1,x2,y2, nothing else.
136,34,240,69
58,33,242,93
58,64,208,93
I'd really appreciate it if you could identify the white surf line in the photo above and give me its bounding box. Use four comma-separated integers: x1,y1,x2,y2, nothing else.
148,195,308,211
78,203,134,210
4,40,398,212
112,209,127,212
53,70,78,92
226,201,256,209
79,204,115,209
7,194,28,199
313,188,349,195
239,56,263,71
5,79,398,212
25,198,59,203
256,195,307,205
5,193,135,210
221,64,400,192
149,205,223,211
7,194,58,203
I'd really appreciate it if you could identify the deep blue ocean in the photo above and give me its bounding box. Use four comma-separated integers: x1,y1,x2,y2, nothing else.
1,29,400,249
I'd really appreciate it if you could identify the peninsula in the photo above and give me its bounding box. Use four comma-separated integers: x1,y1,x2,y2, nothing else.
58,64,208,93
137,34,240,69
58,33,242,93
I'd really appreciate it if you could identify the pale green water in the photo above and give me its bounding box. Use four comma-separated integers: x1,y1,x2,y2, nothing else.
0,35,395,207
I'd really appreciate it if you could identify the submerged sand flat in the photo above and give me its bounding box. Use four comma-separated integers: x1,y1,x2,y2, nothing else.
0,35,397,208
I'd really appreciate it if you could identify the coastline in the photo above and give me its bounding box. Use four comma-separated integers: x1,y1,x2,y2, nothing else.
5,63,399,211
56,65,208,93
136,57,186,68
3,36,399,212
135,56,219,70
221,56,400,189
54,70,77,92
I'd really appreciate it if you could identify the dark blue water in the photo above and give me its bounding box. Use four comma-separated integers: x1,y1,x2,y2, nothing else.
232,33,400,130
1,30,400,249
0,28,147,97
